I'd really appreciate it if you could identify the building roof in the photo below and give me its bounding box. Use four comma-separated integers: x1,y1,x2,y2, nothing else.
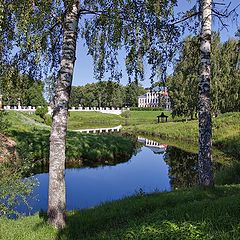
152,86,167,92
138,94,147,98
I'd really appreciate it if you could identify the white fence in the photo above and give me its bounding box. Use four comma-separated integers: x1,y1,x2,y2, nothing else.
3,106,129,115
3,105,36,112
73,125,122,134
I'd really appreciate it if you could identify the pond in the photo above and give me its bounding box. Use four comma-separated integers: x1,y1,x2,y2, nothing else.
16,137,199,216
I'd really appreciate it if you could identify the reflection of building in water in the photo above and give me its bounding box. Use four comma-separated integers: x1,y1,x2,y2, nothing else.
138,137,167,154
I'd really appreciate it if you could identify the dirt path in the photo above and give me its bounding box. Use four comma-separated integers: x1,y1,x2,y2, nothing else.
0,133,17,161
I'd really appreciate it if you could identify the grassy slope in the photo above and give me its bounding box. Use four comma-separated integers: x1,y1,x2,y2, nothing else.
3,112,137,165
67,111,123,130
125,110,172,125
1,111,240,239
1,185,240,239
124,112,240,158
67,110,171,130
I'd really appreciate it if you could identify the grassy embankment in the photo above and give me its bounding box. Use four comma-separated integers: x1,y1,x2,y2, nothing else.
1,110,240,239
1,185,240,239
124,112,240,159
2,111,138,167
67,110,172,130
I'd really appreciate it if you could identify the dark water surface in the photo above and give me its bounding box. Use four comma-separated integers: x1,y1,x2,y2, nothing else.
16,138,198,215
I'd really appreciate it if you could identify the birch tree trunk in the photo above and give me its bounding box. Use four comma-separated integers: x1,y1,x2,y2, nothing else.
48,1,80,229
198,0,214,187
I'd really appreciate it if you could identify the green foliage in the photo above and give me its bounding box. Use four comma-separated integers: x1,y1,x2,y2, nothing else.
0,110,8,133
0,160,38,217
125,82,146,107
1,69,47,107
35,106,48,120
0,0,63,80
82,1,179,82
168,34,240,118
1,186,240,239
69,81,145,108
44,114,52,126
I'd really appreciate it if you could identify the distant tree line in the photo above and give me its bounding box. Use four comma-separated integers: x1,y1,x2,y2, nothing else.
69,81,145,108
1,67,46,107
168,33,240,119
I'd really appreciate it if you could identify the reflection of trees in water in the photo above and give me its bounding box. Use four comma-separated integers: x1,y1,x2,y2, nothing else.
164,147,198,189
31,134,142,174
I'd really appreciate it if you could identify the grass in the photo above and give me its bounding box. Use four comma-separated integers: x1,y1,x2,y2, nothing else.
66,110,172,130
124,110,172,125
124,112,240,158
1,185,240,239
67,111,123,130
1,110,240,239
2,112,138,169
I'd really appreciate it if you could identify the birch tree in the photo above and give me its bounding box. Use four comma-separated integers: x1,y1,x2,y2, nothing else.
198,0,213,187
47,0,180,228
48,0,80,228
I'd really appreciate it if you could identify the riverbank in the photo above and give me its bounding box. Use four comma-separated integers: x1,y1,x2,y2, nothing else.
2,112,138,168
1,111,240,238
1,185,240,239
123,112,240,160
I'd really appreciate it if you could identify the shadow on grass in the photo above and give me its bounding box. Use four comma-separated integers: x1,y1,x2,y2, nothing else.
54,186,240,240
215,135,240,160
7,128,140,174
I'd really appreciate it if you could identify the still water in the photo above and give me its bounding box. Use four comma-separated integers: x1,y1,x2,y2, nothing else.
17,137,198,215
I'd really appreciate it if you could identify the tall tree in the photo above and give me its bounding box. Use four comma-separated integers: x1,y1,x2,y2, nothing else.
1,0,185,228
168,33,240,118
48,0,80,228
198,0,213,187
48,0,179,228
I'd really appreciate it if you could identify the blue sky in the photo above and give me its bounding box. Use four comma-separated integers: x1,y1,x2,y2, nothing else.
72,0,239,88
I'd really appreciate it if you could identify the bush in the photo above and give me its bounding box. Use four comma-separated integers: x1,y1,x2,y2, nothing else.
35,106,48,120
0,161,38,217
0,111,9,133
121,110,131,118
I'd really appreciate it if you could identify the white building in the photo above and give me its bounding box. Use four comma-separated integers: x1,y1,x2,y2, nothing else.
138,86,171,109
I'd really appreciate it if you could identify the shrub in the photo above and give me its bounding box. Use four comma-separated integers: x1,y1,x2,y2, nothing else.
35,106,48,120
0,111,9,133
0,160,38,217
121,110,131,118
44,114,52,126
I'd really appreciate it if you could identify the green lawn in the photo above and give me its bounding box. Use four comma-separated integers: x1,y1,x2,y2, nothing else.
67,110,172,130
1,185,240,239
67,111,123,130
125,110,172,125
2,112,137,167
124,112,240,158
1,110,240,239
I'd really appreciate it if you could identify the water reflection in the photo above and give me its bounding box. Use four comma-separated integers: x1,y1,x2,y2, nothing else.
15,136,203,216
138,136,199,189
16,138,171,215
164,147,198,189
138,137,167,154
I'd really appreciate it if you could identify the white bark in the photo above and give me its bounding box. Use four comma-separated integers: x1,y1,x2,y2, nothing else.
48,1,80,229
198,0,214,187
